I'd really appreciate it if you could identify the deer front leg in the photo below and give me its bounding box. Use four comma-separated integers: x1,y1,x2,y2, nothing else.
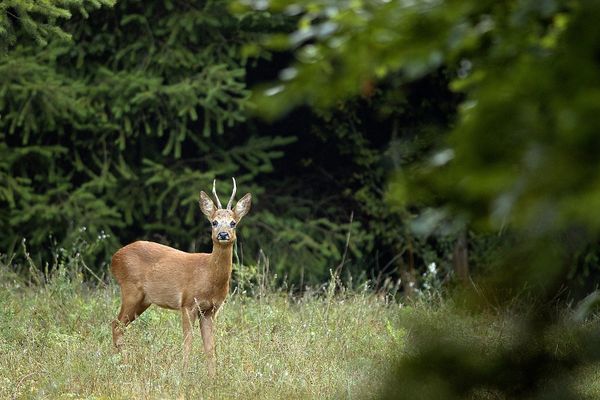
181,306,198,370
200,311,216,377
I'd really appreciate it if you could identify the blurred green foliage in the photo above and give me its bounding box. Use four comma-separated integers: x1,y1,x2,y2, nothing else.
233,0,600,396
236,0,600,289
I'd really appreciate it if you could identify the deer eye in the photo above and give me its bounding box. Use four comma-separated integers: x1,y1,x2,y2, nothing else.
212,220,218,227
230,221,236,227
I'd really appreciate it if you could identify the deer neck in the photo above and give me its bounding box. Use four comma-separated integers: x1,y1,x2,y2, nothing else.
209,242,234,277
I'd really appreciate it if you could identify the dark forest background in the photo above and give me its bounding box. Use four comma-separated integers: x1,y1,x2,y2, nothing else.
2,0,600,300
0,0,469,293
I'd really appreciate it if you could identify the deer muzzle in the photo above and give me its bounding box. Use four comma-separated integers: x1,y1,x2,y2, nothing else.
217,232,230,241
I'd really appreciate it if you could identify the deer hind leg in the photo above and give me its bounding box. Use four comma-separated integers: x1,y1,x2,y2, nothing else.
112,287,149,349
181,306,198,370
199,310,216,377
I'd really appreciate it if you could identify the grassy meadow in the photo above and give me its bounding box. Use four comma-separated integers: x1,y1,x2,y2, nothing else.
4,254,600,399
0,256,404,400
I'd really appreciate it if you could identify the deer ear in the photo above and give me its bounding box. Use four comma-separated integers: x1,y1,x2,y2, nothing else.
234,193,251,220
199,191,215,218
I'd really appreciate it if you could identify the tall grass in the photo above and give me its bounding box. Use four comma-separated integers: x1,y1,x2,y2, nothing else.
5,242,600,399
0,246,402,399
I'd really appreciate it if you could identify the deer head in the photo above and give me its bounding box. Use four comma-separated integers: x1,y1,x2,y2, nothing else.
199,178,251,245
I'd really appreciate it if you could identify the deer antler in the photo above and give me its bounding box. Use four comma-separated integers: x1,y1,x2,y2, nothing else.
212,179,223,209
227,177,237,210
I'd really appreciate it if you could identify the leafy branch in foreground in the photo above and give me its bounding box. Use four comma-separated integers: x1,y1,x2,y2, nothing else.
234,0,600,397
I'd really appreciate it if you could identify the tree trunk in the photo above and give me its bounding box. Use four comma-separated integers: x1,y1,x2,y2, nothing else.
453,230,470,282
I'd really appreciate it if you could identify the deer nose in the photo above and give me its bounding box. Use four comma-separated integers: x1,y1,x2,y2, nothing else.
217,232,230,241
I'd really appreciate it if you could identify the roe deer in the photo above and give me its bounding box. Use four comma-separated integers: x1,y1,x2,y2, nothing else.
110,178,251,376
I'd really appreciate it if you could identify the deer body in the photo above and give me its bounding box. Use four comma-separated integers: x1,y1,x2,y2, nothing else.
111,179,251,376
111,241,232,311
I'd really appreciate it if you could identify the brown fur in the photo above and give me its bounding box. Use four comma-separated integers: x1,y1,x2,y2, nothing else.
110,187,251,377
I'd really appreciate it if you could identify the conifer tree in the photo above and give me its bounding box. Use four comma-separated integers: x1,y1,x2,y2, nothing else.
0,0,115,49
